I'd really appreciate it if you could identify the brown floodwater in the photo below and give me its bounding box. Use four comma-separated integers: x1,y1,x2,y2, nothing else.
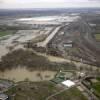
0,67,57,82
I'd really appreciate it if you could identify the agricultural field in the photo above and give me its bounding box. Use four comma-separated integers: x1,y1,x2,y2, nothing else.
5,81,88,100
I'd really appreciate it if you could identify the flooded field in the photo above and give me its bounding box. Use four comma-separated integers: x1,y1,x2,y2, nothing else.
0,67,57,82
0,28,52,60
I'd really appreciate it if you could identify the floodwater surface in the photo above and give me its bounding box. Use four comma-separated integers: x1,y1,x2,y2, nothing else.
0,67,57,82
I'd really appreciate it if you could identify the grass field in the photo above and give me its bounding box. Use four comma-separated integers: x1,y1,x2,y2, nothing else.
91,77,100,99
51,87,88,100
92,82,100,93
97,77,100,81
6,81,87,100
94,34,100,41
6,82,59,100
92,78,100,93
0,31,14,37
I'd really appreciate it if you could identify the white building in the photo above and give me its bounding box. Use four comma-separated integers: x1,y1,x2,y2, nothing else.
0,94,8,100
62,80,75,87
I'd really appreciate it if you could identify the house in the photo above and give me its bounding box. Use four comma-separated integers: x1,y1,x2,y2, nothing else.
63,44,72,48
63,40,73,48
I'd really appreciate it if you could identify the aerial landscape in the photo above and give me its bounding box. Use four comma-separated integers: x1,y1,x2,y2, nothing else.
0,0,100,100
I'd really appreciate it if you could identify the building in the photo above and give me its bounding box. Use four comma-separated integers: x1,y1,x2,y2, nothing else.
63,44,72,48
63,41,73,48
0,94,9,100
62,80,75,87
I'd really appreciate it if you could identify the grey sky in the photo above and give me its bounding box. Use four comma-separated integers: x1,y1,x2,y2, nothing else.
0,0,100,9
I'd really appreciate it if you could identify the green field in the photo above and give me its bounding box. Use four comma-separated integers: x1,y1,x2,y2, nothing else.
94,34,100,41
97,77,100,81
51,87,88,100
6,81,87,100
83,77,100,99
6,82,59,100
0,31,14,37
91,78,100,99
92,82,100,93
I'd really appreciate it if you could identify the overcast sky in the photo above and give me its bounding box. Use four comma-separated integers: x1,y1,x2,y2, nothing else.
0,0,100,9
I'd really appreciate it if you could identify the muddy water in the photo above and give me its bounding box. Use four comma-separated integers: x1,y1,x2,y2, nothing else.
0,45,9,60
0,67,56,82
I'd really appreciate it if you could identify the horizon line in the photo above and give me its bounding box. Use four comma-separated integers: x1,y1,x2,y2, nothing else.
0,7,100,10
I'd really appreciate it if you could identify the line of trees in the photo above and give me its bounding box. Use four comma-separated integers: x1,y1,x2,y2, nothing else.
0,49,76,71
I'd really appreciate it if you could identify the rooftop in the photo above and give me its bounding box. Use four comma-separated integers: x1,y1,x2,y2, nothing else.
62,80,75,87
0,94,8,100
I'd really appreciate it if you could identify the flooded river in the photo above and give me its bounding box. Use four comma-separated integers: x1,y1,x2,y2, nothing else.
0,67,57,82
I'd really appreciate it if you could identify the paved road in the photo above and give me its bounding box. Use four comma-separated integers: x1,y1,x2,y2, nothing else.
37,26,61,47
